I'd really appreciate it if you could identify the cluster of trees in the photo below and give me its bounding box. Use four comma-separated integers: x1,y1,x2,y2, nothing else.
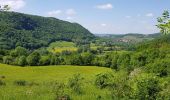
0,46,94,66
94,72,167,99
0,33,170,78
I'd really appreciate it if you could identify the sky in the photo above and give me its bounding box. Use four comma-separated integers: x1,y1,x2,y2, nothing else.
0,0,170,34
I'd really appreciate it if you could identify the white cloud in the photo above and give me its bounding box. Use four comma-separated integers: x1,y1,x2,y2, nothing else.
125,16,131,18
146,13,154,17
101,24,107,27
66,16,73,20
96,3,113,10
66,9,76,16
47,10,62,17
0,0,26,10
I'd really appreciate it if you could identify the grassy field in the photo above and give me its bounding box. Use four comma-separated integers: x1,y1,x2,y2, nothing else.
48,41,78,53
0,64,113,100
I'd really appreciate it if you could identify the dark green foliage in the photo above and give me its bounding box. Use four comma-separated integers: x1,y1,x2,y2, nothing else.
51,82,71,100
0,80,6,86
68,74,83,94
17,56,27,66
39,56,51,65
0,11,94,50
136,77,161,100
95,73,114,89
69,54,82,65
50,55,62,65
81,52,94,65
111,83,133,99
3,55,13,64
10,46,28,57
146,59,170,77
26,51,40,66
14,80,27,86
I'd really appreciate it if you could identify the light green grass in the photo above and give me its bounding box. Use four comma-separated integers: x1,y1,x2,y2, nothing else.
0,64,113,100
48,41,78,53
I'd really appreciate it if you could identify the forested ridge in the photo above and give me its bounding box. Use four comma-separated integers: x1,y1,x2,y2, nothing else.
0,11,94,50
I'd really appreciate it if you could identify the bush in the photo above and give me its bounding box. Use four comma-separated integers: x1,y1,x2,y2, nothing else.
95,73,114,89
68,74,84,94
3,56,13,64
146,59,170,77
0,80,6,86
0,75,5,79
26,51,40,66
14,80,27,86
17,56,27,66
28,82,39,86
51,82,71,100
39,56,51,65
136,77,161,100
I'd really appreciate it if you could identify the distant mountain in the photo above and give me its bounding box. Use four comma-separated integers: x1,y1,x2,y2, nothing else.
95,33,161,38
95,33,161,44
0,11,95,49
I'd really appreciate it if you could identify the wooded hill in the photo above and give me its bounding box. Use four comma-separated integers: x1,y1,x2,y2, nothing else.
0,11,95,50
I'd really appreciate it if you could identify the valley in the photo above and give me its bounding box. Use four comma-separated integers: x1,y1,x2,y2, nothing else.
0,2,170,100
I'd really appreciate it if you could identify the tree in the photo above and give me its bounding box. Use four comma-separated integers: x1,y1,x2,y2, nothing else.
69,54,82,65
26,51,40,66
157,10,170,35
39,56,51,65
3,56,13,64
17,56,27,66
136,77,161,100
10,46,28,57
81,52,94,65
50,55,63,65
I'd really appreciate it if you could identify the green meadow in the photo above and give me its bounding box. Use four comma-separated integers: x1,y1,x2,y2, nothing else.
48,41,78,53
0,64,112,100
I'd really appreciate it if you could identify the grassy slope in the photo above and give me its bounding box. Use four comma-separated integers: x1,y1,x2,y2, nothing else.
0,64,112,100
48,41,78,53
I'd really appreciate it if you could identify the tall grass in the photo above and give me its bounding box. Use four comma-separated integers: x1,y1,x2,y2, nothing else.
0,64,112,100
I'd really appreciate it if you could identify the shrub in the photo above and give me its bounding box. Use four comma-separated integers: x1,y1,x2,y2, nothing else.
146,59,170,77
52,82,71,100
3,56,13,64
136,77,161,100
68,74,84,94
14,80,27,86
39,56,51,65
28,82,39,86
0,80,6,86
17,56,27,66
26,51,40,66
0,75,5,79
95,73,114,89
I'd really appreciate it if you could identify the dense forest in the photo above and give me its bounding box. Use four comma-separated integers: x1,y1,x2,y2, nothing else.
0,11,94,50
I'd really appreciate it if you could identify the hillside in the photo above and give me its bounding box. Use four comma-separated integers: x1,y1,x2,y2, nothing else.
0,11,95,50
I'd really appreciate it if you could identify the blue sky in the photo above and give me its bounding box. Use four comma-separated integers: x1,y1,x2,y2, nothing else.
1,0,170,34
